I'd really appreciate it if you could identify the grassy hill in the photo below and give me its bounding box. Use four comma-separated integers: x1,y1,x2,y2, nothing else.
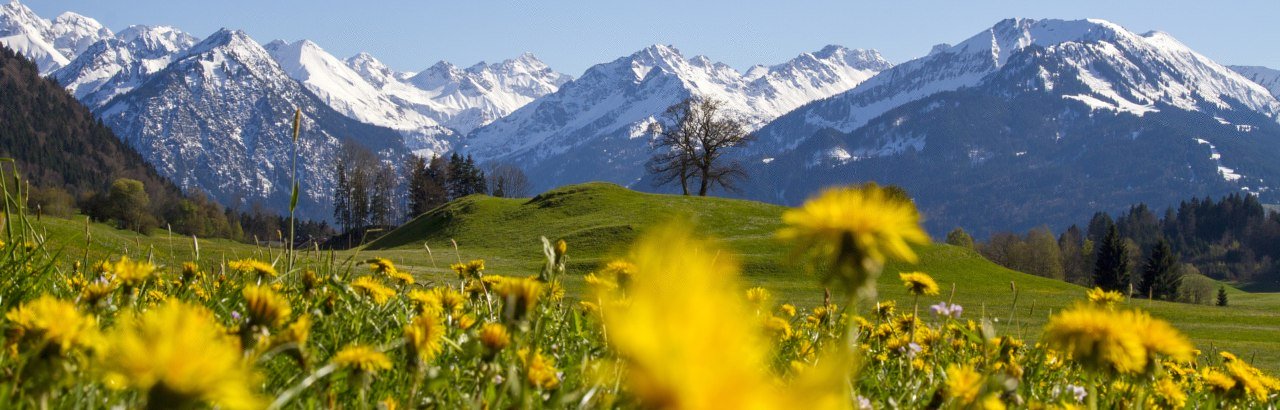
366,182,1280,370
24,182,1280,371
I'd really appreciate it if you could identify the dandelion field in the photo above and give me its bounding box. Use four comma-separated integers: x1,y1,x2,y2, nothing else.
3,179,1280,408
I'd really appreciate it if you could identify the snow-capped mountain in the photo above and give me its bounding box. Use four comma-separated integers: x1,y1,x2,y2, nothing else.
53,25,197,108
464,44,891,189
1231,65,1280,100
1,1,69,73
342,52,573,138
48,11,112,58
95,28,405,221
756,18,1280,152
265,39,454,155
264,41,571,155
741,18,1280,237
0,1,112,74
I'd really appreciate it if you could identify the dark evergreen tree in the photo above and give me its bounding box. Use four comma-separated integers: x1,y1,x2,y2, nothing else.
1217,286,1229,307
1093,223,1130,292
333,156,352,232
1141,238,1179,300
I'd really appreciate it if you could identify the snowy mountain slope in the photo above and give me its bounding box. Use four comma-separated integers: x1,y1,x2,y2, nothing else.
265,39,454,155
738,18,1280,237
1231,65,1280,100
464,44,891,190
53,25,197,109
756,18,1280,152
0,1,69,73
95,29,405,221
338,52,571,138
49,11,112,57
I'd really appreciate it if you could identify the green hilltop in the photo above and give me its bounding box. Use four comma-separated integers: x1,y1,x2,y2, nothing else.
29,182,1280,371
365,182,1280,370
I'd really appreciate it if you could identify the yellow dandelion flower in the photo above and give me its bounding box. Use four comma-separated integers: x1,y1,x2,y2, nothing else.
242,285,291,328
1224,358,1279,400
554,239,568,258
279,314,311,347
181,262,203,283
367,258,397,274
584,272,618,292
1203,368,1237,393
979,393,1006,410
450,259,485,279
599,222,799,409
1132,311,1194,363
456,314,477,330
301,269,321,292
407,289,443,314
1154,377,1187,408
227,259,277,278
491,276,542,321
1042,305,1148,374
5,295,98,352
100,301,261,410
777,184,929,296
517,348,560,390
745,287,771,306
479,323,510,354
80,279,116,306
1086,287,1125,308
110,256,157,287
434,287,465,313
764,316,793,340
875,300,896,319
779,304,797,318
389,270,415,286
899,271,939,296
544,280,566,302
332,344,392,374
404,312,446,365
350,276,395,305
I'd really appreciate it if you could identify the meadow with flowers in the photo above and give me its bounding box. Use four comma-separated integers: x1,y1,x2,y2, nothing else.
2,174,1280,408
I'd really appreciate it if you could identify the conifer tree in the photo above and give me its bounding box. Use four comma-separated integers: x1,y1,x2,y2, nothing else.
1141,238,1180,300
1093,223,1130,292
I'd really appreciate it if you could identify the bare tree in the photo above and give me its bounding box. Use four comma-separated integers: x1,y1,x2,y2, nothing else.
647,100,698,195
486,163,532,198
647,97,754,196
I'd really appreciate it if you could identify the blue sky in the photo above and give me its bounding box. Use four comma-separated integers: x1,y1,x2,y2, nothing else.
29,0,1280,76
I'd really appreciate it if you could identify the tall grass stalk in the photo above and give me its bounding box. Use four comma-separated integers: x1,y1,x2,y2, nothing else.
287,109,301,275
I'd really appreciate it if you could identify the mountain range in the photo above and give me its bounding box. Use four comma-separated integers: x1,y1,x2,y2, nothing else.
742,18,1280,236
5,1,1280,237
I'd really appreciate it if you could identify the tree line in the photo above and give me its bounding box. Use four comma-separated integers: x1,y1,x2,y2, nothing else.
331,142,530,241
954,193,1280,303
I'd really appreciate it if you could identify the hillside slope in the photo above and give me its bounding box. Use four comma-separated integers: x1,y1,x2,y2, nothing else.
0,44,179,199
364,183,1280,370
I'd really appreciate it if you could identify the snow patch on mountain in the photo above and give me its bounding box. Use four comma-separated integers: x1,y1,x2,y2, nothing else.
0,1,69,73
265,39,454,155
466,44,892,171
759,18,1280,152
1230,65,1280,100
95,28,405,221
54,25,197,108
49,12,111,57
1194,138,1242,182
